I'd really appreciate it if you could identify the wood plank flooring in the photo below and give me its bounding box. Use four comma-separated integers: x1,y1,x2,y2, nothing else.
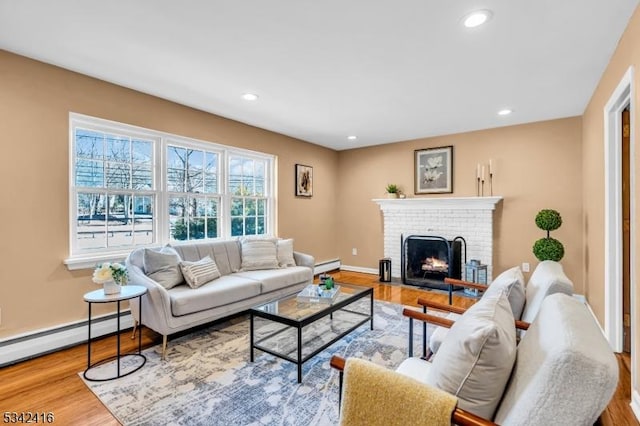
0,271,635,425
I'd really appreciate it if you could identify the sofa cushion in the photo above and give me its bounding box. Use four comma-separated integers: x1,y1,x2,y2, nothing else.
240,238,280,271
169,275,262,316
429,267,524,354
428,312,461,354
483,266,526,319
521,260,573,323
396,357,433,383
179,256,221,289
143,246,184,289
171,241,242,275
234,266,313,293
426,291,517,419
277,238,296,267
494,293,618,425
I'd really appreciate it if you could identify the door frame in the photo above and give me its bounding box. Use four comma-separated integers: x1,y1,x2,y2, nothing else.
604,67,636,413
604,66,634,351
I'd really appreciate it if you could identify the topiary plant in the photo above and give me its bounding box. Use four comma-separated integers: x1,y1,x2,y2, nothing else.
535,209,563,236
533,209,564,261
533,237,565,262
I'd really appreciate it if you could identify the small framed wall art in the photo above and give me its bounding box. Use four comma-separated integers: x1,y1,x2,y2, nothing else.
414,145,453,194
295,164,313,197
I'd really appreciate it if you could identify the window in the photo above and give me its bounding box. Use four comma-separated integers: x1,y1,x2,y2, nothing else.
68,114,275,267
167,144,220,242
229,154,268,237
73,127,156,253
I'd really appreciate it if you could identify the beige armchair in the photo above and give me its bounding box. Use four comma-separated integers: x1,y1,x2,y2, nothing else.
419,261,573,357
332,292,617,426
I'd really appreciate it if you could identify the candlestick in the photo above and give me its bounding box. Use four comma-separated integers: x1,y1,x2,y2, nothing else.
477,177,481,196
489,159,493,175
490,173,493,196
481,165,485,181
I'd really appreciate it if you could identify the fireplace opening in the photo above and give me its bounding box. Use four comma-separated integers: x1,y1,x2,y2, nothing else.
401,235,465,290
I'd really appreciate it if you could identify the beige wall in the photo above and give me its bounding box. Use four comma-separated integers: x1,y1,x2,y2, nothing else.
582,5,640,391
336,118,584,291
2,3,636,369
0,50,339,338
1,47,584,344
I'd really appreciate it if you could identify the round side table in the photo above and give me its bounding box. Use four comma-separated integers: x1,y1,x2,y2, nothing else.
83,285,147,382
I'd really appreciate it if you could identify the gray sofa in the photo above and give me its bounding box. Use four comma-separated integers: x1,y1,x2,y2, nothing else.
126,239,314,358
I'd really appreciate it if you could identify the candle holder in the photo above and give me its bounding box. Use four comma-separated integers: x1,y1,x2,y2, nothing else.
481,178,485,196
489,173,493,196
476,177,481,196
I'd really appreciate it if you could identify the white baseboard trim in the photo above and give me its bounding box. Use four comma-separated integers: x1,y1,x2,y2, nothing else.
340,264,378,275
0,311,133,367
314,259,341,275
581,297,609,338
631,390,640,422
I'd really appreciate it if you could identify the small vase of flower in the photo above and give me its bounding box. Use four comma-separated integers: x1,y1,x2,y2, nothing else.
93,263,128,295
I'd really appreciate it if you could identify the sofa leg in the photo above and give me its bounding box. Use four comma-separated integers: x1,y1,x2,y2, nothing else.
131,320,138,340
162,335,168,360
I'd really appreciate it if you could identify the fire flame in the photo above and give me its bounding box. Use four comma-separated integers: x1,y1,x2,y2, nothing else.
421,257,448,271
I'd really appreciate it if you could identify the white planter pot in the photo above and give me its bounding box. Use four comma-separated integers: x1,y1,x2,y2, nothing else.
103,280,121,295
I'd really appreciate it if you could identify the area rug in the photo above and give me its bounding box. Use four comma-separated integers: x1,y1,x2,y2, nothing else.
81,300,431,426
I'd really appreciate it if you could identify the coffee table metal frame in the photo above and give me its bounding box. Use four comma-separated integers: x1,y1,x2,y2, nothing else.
249,283,374,383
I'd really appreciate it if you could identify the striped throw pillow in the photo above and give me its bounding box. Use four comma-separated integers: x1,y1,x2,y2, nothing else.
179,256,221,289
277,238,296,267
240,238,280,271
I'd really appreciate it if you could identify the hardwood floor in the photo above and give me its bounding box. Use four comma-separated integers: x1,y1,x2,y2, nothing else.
0,271,636,425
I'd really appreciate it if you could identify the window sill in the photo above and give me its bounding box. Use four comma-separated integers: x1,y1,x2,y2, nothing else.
64,252,130,271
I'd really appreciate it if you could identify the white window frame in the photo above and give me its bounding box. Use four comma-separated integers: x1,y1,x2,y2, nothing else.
65,113,276,270
227,152,272,238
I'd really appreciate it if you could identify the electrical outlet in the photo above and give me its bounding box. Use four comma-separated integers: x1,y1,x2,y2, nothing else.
352,248,358,256
522,262,530,272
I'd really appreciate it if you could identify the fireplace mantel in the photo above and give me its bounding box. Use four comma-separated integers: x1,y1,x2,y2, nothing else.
374,196,503,280
373,196,503,211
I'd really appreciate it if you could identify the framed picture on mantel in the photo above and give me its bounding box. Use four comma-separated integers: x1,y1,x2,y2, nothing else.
414,145,453,194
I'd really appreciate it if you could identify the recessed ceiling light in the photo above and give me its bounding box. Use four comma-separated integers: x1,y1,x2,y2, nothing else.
242,93,259,101
347,135,358,140
463,10,492,28
498,109,513,116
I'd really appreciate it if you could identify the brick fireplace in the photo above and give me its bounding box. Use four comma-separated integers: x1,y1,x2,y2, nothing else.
374,197,503,281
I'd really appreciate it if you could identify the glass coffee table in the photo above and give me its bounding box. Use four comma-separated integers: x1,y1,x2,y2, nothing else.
249,283,374,383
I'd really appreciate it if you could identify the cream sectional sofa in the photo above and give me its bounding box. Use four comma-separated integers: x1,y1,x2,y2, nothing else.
126,239,314,358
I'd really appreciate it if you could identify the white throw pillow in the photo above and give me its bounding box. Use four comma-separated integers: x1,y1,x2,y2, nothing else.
179,256,221,289
277,239,296,267
426,291,517,419
240,238,279,271
483,266,526,320
143,246,184,289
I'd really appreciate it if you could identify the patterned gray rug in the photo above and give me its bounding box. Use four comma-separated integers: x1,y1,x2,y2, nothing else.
81,300,429,426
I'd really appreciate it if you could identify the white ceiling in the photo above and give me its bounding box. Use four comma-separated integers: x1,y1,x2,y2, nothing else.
0,1,637,150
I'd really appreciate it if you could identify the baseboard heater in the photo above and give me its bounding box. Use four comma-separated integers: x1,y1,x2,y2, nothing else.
314,259,341,275
0,311,133,367
3,261,340,367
